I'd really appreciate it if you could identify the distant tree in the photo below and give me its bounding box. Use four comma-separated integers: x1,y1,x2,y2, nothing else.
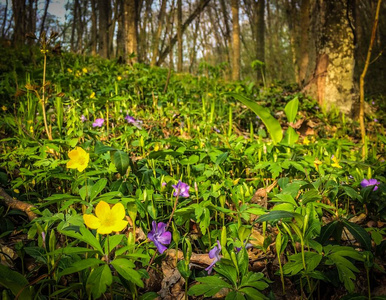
124,0,139,63
231,0,240,80
98,0,111,58
302,0,357,115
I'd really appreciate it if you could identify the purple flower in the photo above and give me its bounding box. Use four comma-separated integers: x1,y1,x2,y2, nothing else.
361,179,380,191
92,118,104,127
374,119,378,123
213,127,220,133
315,106,320,110
148,221,171,254
372,101,375,105
125,115,142,129
205,240,221,274
161,182,167,187
80,115,87,122
235,241,253,253
172,180,190,198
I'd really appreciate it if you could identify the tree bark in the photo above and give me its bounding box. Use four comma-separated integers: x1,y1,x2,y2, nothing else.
298,0,310,86
39,0,50,39
255,0,265,82
12,0,27,45
98,0,110,58
302,0,357,115
124,0,138,63
231,0,240,80
177,0,183,72
90,0,97,55
151,0,167,66
157,0,211,66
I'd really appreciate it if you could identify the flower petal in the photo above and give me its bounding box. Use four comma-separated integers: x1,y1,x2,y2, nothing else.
95,201,111,220
153,239,168,254
111,203,126,220
111,219,128,232
97,225,113,235
157,222,167,235
83,214,101,229
68,149,79,159
209,245,218,259
66,160,77,169
157,231,171,245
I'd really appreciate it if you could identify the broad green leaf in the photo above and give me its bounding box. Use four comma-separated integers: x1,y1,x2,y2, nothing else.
104,234,124,255
86,264,112,299
282,127,299,146
256,210,299,223
284,97,299,123
226,93,282,144
139,292,159,300
95,142,117,154
188,276,232,297
239,287,267,300
225,291,245,300
271,194,298,207
58,258,103,278
216,152,229,165
48,246,97,256
301,190,322,205
180,155,199,165
0,264,33,300
342,220,372,250
111,258,144,287
112,150,130,176
89,178,107,201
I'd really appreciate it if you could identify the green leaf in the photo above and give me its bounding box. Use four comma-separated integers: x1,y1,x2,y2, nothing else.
256,210,299,223
0,264,33,300
111,258,144,287
301,190,322,205
48,246,97,256
342,220,372,250
282,127,299,146
112,150,130,176
271,194,298,207
188,276,232,297
86,264,112,299
216,152,229,165
225,291,245,300
90,178,107,202
139,292,159,300
95,142,117,154
226,93,282,144
104,234,124,255
284,97,299,123
180,155,199,165
58,258,103,278
239,287,267,299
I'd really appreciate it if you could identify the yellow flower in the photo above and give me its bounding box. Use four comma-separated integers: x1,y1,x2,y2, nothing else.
66,147,89,172
1,106,7,111
83,201,128,234
331,155,342,169
314,158,322,171
76,71,82,77
89,92,95,99
117,76,122,81
303,137,310,145
208,93,213,97
82,68,88,73
67,68,72,73
29,126,34,133
14,189,20,194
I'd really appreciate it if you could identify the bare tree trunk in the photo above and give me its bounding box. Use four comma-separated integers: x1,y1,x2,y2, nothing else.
298,0,310,86
255,0,265,82
98,0,110,58
90,0,97,55
177,0,183,72
116,0,125,58
302,0,357,115
189,16,200,73
11,0,26,45
151,0,167,66
157,0,211,66
39,0,50,39
219,0,231,79
1,0,8,37
125,0,138,63
70,0,78,51
231,0,240,80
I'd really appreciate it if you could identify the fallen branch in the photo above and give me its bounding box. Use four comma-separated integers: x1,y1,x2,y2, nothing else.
0,187,38,221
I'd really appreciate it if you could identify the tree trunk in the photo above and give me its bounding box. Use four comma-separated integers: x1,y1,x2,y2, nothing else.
255,0,265,82
303,0,357,115
11,0,26,45
90,0,97,55
151,0,167,66
39,0,50,39
231,0,240,80
157,0,211,66
116,0,125,58
70,0,78,51
177,0,183,72
98,0,110,58
298,0,310,86
124,0,138,63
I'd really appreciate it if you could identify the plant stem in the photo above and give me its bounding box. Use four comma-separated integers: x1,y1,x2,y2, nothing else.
41,51,52,140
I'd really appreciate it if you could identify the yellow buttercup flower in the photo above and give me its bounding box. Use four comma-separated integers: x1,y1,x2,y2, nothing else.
117,76,122,81
82,68,88,73
83,201,128,234
1,105,7,111
314,158,322,171
67,68,72,73
331,155,342,169
66,147,89,172
90,92,95,99
303,137,310,145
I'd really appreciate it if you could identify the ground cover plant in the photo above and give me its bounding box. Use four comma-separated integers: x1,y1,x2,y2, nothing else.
0,44,385,300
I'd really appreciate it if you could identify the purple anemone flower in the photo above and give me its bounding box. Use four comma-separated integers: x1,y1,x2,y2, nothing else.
148,221,171,254
80,115,87,122
92,118,104,127
125,115,142,129
361,179,380,191
172,180,190,198
205,240,221,274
